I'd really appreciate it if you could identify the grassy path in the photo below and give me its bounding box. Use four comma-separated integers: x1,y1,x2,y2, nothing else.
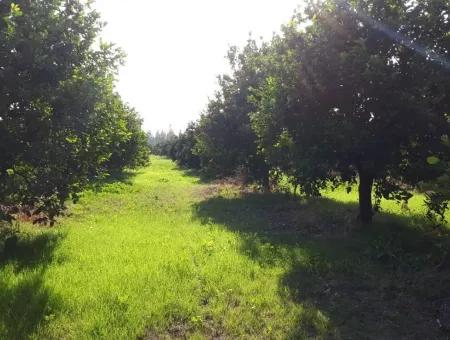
1,157,449,339
1,158,302,339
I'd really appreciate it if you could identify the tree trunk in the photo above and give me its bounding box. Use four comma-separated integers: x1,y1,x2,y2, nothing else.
262,172,270,193
358,169,374,223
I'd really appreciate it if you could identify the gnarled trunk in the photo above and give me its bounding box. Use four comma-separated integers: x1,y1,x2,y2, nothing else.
358,169,374,223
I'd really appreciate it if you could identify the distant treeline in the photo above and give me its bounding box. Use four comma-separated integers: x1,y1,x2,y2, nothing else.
148,130,177,156
0,1,149,224
160,0,450,223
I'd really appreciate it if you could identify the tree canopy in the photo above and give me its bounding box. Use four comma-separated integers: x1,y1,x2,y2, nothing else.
0,0,149,224
167,0,450,223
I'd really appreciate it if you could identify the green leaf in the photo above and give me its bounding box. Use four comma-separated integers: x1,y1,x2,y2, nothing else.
10,3,23,17
65,136,78,144
426,156,440,165
6,169,14,176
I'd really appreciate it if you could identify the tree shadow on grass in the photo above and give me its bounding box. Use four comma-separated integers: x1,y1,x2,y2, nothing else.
0,231,65,339
91,169,143,192
175,167,215,184
193,192,450,339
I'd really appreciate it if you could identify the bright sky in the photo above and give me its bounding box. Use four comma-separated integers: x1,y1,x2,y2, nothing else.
94,0,302,133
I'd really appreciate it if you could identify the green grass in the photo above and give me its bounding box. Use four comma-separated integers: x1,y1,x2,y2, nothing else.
1,156,449,339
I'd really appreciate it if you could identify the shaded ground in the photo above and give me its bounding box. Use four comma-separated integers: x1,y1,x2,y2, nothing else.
0,231,65,339
194,191,450,339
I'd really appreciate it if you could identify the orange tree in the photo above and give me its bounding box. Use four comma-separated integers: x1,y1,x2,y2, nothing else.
0,1,149,224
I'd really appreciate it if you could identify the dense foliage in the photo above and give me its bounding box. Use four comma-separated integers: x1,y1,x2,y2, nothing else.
0,0,149,224
147,129,177,156
167,0,450,223
194,44,268,184
166,123,201,169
